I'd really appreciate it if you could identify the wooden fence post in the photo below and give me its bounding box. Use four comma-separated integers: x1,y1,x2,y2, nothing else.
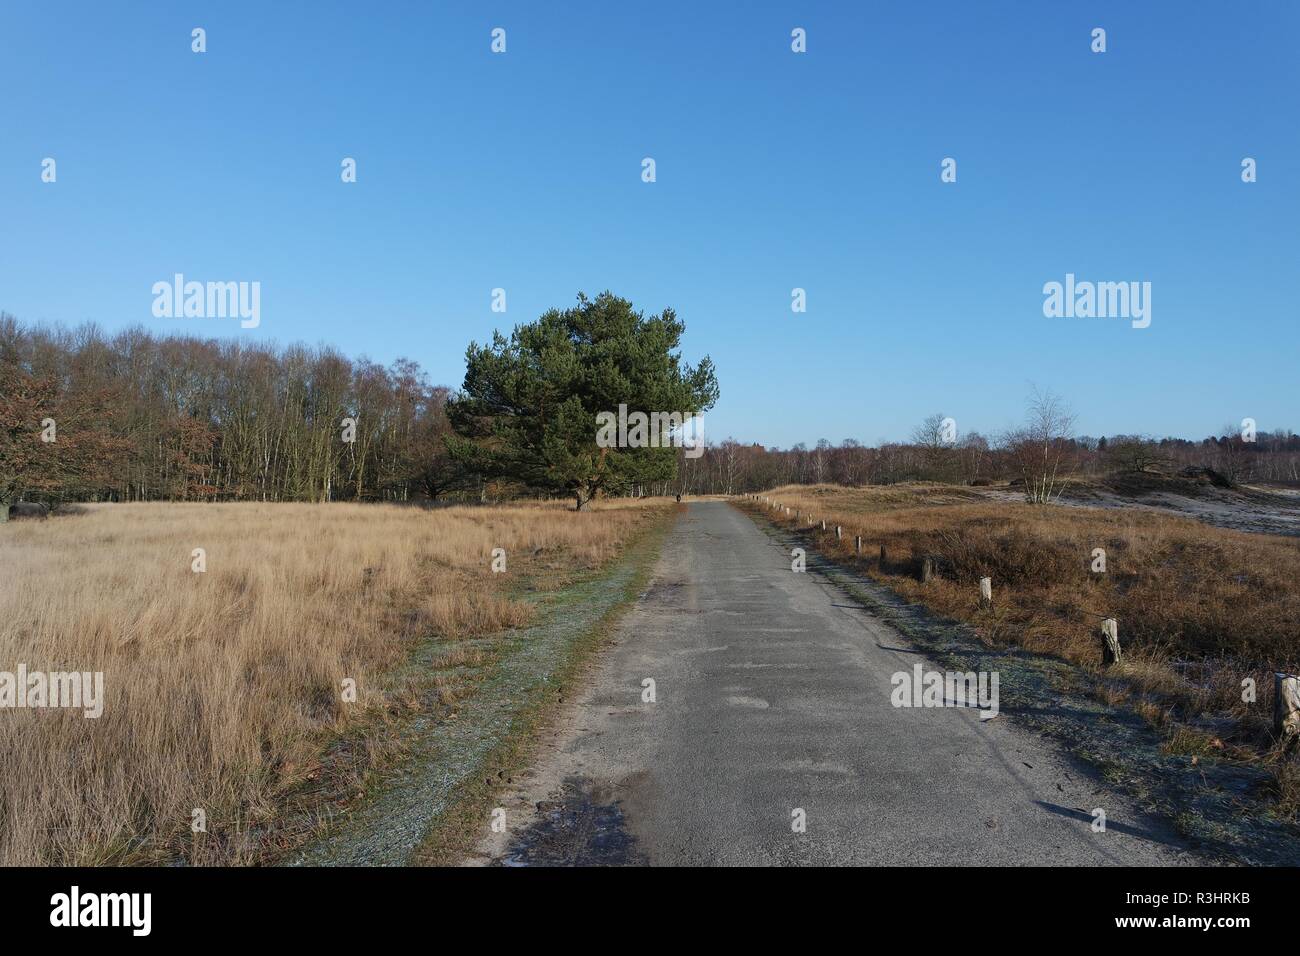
921,556,934,584
835,525,842,540
1100,618,1121,666
1274,673,1300,738
854,535,861,555
979,577,992,608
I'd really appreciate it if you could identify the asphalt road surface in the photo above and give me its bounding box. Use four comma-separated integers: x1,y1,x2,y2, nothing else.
467,501,1198,866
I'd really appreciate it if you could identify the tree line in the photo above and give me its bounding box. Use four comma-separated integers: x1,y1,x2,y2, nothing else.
3,301,1294,516
1,314,468,511
678,422,1300,497
1,293,720,515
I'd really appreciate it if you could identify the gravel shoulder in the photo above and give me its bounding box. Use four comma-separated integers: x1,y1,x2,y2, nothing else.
289,514,671,867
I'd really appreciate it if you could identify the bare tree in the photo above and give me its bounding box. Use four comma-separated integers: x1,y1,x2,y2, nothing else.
1104,434,1172,474
812,438,830,483
911,413,956,481
837,438,869,486
957,432,989,483
717,438,742,495
1001,387,1078,504
1210,424,1252,487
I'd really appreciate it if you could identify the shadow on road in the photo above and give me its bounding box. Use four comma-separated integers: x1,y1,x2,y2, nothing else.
1033,801,1190,851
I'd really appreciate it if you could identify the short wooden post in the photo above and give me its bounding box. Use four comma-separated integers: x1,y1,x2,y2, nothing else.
879,545,887,568
979,577,992,608
835,525,842,540
1100,618,1121,666
1274,673,1300,738
820,520,826,531
854,535,862,554
921,556,934,584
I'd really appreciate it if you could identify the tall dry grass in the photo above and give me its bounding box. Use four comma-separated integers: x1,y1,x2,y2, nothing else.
747,484,1300,783
0,498,665,865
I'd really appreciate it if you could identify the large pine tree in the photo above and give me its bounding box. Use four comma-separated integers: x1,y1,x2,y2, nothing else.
447,292,719,510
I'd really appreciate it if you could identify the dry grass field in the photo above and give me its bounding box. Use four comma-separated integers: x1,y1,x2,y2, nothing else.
745,483,1300,811
0,498,669,866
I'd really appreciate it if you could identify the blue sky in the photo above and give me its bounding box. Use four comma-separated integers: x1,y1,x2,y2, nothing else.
1,1,1296,448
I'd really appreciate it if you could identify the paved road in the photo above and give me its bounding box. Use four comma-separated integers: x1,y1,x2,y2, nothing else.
468,501,1198,866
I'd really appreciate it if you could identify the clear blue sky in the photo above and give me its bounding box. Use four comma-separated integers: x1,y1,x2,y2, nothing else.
2,1,1296,447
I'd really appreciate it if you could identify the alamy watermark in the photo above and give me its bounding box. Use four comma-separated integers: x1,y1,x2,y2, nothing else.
1043,273,1150,329
891,664,999,720
595,404,705,459
152,274,261,329
0,666,104,718
50,886,150,936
